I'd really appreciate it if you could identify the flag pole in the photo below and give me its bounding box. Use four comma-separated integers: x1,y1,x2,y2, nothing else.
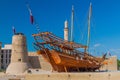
12,26,16,35
26,3,40,33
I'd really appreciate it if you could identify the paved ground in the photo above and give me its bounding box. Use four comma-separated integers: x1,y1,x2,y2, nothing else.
0,73,25,80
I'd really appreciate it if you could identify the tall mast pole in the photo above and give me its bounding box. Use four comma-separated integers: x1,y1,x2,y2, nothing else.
87,3,92,52
70,5,74,41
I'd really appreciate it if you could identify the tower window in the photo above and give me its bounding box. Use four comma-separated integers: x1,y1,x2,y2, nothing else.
18,59,21,62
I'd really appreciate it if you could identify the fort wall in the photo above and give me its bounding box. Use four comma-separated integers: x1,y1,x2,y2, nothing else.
25,72,120,80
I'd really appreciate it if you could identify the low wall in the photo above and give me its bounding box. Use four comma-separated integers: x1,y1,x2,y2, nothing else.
25,71,120,80
28,52,52,71
28,52,117,71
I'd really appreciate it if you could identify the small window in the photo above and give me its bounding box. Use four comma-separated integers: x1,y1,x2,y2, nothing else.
9,59,11,63
1,50,3,53
6,50,7,53
9,50,12,53
1,59,3,64
3,50,6,53
9,53,11,58
27,70,32,73
6,53,7,58
1,54,3,58
6,59,7,63
18,59,21,62
36,69,39,71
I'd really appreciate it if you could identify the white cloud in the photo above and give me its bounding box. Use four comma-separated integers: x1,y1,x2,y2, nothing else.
110,49,120,53
94,43,101,48
109,49,120,58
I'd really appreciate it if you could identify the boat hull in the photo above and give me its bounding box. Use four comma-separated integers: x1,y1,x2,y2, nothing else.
37,49,101,72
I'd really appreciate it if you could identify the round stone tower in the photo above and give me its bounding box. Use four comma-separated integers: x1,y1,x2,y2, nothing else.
6,33,30,74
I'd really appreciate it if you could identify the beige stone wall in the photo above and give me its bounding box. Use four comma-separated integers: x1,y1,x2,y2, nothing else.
25,72,120,80
100,56,117,71
28,52,52,71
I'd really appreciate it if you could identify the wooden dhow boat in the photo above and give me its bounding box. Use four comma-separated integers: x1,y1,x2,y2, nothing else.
32,32,106,72
32,3,106,72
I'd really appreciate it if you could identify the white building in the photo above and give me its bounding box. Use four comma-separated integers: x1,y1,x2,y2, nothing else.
1,44,12,69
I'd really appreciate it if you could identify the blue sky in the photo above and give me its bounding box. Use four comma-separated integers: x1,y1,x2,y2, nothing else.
0,0,120,58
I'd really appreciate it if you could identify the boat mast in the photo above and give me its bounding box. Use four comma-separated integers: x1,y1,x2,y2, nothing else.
87,3,92,52
70,5,74,41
